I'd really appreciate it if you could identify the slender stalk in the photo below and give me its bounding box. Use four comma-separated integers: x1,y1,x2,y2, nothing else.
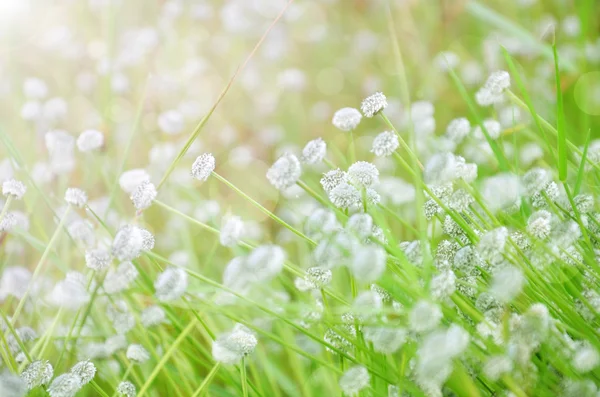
12,205,71,324
241,358,249,397
191,362,221,397
0,195,13,224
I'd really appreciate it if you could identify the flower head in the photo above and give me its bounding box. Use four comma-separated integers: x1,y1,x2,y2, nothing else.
371,131,399,157
191,153,215,181
266,153,301,190
2,179,26,200
332,107,362,131
360,92,387,117
64,187,88,207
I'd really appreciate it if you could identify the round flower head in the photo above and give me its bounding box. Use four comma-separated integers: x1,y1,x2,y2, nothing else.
360,92,387,117
346,213,373,240
64,187,87,208
212,324,258,365
126,344,150,364
47,373,82,397
363,327,407,353
295,267,332,291
85,247,112,271
141,305,167,327
475,70,511,106
409,300,442,332
301,138,327,164
69,360,96,385
191,153,215,181
220,215,244,247
20,360,53,390
320,168,349,194
154,267,188,302
329,182,360,209
76,129,104,152
446,117,471,143
266,152,301,190
474,119,502,140
23,77,48,99
130,180,157,210
50,272,90,310
527,210,552,239
117,381,136,397
489,266,525,303
245,244,286,282
348,161,379,188
573,344,600,373
158,110,185,135
2,179,26,200
350,244,386,282
339,365,370,396
0,371,27,397
304,208,340,239
119,169,150,194
112,225,145,261
371,131,399,157
332,107,362,131
103,261,139,294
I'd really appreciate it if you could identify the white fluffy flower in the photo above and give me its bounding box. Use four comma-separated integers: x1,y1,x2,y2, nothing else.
77,129,104,152
339,365,370,396
348,161,379,188
409,300,442,332
212,324,258,365
130,180,157,210
490,266,525,303
266,153,301,190
301,138,326,164
332,107,362,131
371,131,399,157
119,169,150,194
361,92,387,117
158,110,185,135
154,267,188,302
220,215,244,247
126,344,150,364
191,153,216,181
64,187,88,207
2,179,26,200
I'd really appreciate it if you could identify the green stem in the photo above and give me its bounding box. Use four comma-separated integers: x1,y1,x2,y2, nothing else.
241,358,249,397
191,362,221,397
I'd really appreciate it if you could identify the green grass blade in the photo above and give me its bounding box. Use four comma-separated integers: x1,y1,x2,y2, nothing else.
553,42,568,181
575,129,592,195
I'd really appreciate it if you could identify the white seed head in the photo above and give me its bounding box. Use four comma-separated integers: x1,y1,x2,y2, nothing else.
481,173,522,213
158,110,185,135
191,153,215,181
332,107,362,131
64,187,88,207
130,180,157,210
47,373,82,397
220,215,244,247
85,247,112,271
349,244,386,282
490,266,525,303
409,300,442,332
346,213,373,240
212,324,258,365
103,261,139,294
69,360,96,385
2,179,26,200
119,169,150,194
266,153,301,190
112,225,145,261
339,365,370,396
573,344,600,373
304,208,340,239
348,161,379,188
116,381,136,397
301,138,327,164
141,305,167,327
475,70,511,106
77,129,104,152
0,371,27,397
360,92,387,117
23,77,48,99
371,131,399,157
126,344,150,364
154,267,188,302
245,244,286,282
320,168,349,194
527,210,552,239
446,117,471,143
50,272,91,310
20,360,53,390
474,119,502,140
329,182,361,209
363,327,407,354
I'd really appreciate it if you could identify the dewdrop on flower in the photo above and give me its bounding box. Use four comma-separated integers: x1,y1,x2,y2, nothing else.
2,179,26,200
69,360,96,385
212,324,258,365
158,110,185,135
76,129,104,152
329,182,361,209
361,92,387,117
371,131,399,157
126,344,150,364
301,138,326,164
490,266,525,303
348,161,379,188
409,300,442,332
527,210,552,239
20,360,53,390
320,168,349,194
349,244,386,282
47,373,82,397
117,381,136,397
332,107,362,131
119,169,150,194
130,180,156,210
573,344,600,373
339,365,370,396
64,187,87,207
191,153,215,181
155,267,188,302
220,215,244,247
141,305,167,327
446,117,471,144
266,152,301,190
